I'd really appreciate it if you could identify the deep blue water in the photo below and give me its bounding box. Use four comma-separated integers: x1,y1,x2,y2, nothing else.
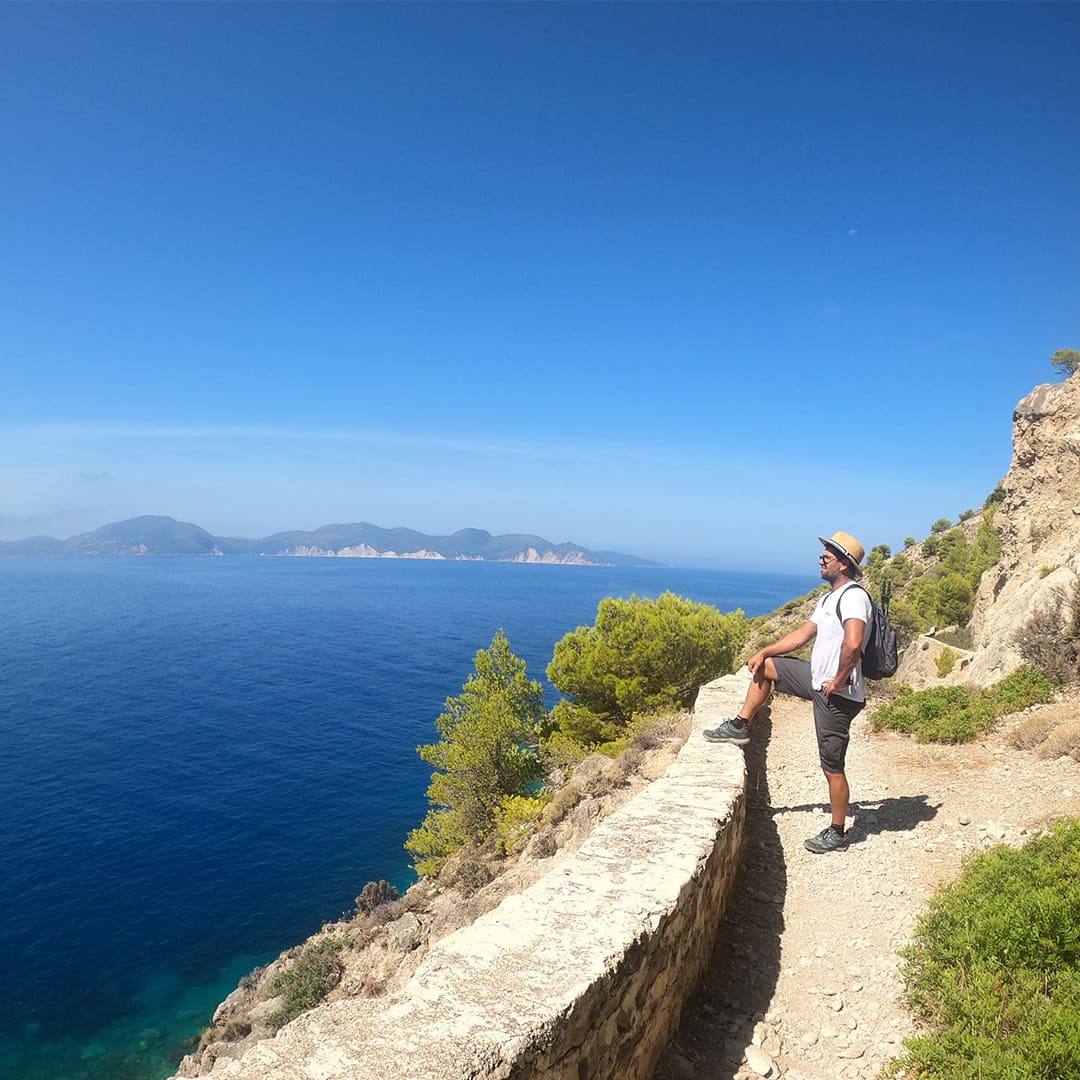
0,557,813,1080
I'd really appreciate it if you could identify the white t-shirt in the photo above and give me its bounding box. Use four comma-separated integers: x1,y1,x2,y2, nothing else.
809,583,873,702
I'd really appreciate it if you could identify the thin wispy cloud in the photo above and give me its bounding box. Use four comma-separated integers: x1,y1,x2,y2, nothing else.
10,422,546,458
4,422,741,474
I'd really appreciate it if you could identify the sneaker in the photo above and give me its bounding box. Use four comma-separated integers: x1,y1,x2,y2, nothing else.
702,719,750,745
804,826,848,854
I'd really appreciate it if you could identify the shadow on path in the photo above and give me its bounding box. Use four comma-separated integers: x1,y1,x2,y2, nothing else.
770,793,941,846
652,706,786,1080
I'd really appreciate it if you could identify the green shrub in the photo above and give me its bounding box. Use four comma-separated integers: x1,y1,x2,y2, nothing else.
494,792,551,855
596,735,631,758
547,592,746,740
542,782,582,827
970,505,1001,579
983,665,1059,714
870,667,1056,744
887,597,924,646
540,725,591,772
935,647,957,678
891,819,1080,1079
871,685,975,737
936,572,974,627
926,697,996,743
267,937,347,1028
936,529,971,577
547,697,620,748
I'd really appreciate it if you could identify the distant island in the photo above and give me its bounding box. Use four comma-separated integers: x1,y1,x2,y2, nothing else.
0,515,660,567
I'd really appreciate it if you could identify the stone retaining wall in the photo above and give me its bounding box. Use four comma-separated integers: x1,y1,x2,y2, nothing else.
191,675,748,1080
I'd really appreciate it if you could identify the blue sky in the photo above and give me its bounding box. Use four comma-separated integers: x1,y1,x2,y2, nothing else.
1,3,1076,571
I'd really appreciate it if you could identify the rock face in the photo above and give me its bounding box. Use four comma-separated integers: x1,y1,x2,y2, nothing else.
892,372,1080,689
966,373,1080,684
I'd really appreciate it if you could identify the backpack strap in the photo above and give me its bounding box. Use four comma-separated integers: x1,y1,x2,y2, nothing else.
833,581,866,624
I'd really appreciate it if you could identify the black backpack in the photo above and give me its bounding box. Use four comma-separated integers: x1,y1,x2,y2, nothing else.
836,580,899,680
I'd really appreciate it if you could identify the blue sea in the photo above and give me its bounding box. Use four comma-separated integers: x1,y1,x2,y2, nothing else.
0,557,813,1080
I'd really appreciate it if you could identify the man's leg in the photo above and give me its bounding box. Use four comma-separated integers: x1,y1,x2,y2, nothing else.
703,657,800,744
804,695,859,853
735,658,779,722
824,768,849,830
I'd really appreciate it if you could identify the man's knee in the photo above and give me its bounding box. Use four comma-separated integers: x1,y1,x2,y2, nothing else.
757,657,781,683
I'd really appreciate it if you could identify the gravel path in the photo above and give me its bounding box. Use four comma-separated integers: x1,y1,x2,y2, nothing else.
652,686,1080,1080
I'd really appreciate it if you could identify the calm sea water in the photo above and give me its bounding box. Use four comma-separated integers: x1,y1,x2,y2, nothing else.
0,557,813,1080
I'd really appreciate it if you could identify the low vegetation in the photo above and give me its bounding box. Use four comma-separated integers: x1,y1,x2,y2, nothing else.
889,819,1080,1079
266,936,348,1029
1015,575,1080,687
934,646,957,678
870,666,1059,743
860,501,1002,645
1012,708,1080,763
355,879,400,915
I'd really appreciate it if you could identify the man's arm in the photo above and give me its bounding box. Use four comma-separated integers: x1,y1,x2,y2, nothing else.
747,620,817,675
821,618,866,696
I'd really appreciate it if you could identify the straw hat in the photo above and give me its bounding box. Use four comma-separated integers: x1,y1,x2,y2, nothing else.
818,530,865,567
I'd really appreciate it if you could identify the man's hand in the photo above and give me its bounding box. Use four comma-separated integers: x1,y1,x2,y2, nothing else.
747,650,769,675
821,675,843,697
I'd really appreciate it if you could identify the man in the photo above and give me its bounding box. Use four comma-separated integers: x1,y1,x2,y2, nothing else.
703,530,873,854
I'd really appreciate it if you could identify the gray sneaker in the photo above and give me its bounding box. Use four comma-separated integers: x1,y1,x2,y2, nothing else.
702,719,750,745
804,826,848,854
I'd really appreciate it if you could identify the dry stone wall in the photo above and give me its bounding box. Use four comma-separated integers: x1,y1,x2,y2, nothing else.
179,676,748,1080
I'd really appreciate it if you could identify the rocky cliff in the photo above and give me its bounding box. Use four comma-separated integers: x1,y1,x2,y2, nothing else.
897,372,1080,687
966,373,1080,684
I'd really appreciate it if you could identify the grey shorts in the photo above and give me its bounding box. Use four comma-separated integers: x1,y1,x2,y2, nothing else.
771,655,864,774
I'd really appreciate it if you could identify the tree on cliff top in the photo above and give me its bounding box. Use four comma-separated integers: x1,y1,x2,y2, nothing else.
406,630,546,877
546,592,747,746
1051,348,1080,377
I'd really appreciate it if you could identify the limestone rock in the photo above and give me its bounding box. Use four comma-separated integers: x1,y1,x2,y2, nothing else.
745,1044,775,1076
967,373,1080,685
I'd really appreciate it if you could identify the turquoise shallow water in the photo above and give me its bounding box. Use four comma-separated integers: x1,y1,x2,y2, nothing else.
0,557,812,1080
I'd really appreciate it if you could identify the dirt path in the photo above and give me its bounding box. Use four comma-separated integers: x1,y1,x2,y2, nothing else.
652,691,1080,1080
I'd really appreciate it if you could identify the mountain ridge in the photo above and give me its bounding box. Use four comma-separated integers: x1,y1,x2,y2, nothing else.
0,515,660,567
